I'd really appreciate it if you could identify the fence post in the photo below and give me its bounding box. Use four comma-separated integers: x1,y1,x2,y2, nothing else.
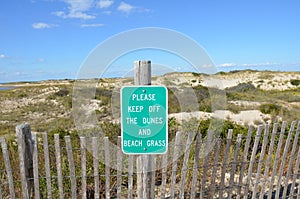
134,60,153,199
16,123,34,199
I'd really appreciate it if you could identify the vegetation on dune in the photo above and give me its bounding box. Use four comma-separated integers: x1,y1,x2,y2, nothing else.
291,79,300,86
0,71,300,197
0,71,300,137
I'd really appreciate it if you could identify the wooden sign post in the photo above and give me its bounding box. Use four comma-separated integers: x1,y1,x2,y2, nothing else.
134,60,154,199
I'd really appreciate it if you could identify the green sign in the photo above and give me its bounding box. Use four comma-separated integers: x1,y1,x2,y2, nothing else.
121,86,168,154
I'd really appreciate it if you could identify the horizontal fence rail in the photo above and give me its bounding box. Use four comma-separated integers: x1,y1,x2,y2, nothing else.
0,121,300,198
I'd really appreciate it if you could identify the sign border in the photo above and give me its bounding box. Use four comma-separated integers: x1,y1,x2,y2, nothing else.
121,85,168,155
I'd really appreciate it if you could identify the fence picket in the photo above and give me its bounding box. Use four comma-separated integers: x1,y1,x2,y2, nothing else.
291,129,300,198
282,121,300,198
228,134,242,198
16,123,32,199
253,125,269,198
32,133,40,199
65,136,77,199
190,134,202,199
243,125,263,199
80,137,87,199
259,123,278,199
104,137,110,199
117,136,123,198
209,138,221,199
237,125,253,199
117,136,123,199
219,129,233,199
54,134,64,199
179,132,193,199
201,130,214,198
3,121,300,198
267,122,287,199
274,121,296,199
160,151,168,199
92,137,100,199
0,138,16,199
170,131,182,198
42,132,52,199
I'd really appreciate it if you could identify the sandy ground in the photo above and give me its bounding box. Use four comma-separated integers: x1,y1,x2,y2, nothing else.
158,71,300,91
169,110,272,126
1,71,298,127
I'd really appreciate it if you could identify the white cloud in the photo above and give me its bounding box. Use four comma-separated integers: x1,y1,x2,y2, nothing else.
54,0,95,19
117,2,134,14
218,63,237,67
80,23,104,28
37,58,45,63
15,71,30,77
64,0,93,12
103,10,112,15
32,22,57,29
98,0,114,8
218,62,281,68
69,11,95,19
239,62,280,67
0,54,7,59
53,10,95,19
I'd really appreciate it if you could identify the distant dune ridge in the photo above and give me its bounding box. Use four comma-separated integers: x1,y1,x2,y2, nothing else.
0,70,300,134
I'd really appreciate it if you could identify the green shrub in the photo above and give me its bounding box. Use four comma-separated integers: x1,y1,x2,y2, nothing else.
291,79,300,86
18,93,28,98
226,83,256,93
55,89,69,97
259,103,281,115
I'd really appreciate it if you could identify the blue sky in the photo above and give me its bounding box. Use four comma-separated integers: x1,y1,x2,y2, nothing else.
0,0,300,82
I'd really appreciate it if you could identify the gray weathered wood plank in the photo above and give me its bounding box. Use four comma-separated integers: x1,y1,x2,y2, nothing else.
42,132,52,199
65,135,77,199
92,137,100,199
80,137,87,199
142,156,150,199
54,134,64,199
201,130,213,198
219,129,233,199
253,125,269,198
190,134,202,199
150,156,156,199
128,155,134,199
291,147,300,199
179,132,193,199
134,60,151,85
137,156,143,199
32,133,40,199
117,136,123,199
170,131,182,198
16,123,32,199
208,138,221,199
274,121,296,199
243,125,263,199
259,123,278,199
267,121,287,199
0,138,16,199
237,125,253,199
282,121,300,198
228,134,242,198
104,137,111,199
161,151,168,199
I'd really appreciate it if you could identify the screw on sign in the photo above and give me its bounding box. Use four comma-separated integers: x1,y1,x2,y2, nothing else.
121,86,168,154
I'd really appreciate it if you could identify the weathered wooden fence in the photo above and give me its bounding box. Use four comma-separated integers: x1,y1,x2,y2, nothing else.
1,121,300,198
